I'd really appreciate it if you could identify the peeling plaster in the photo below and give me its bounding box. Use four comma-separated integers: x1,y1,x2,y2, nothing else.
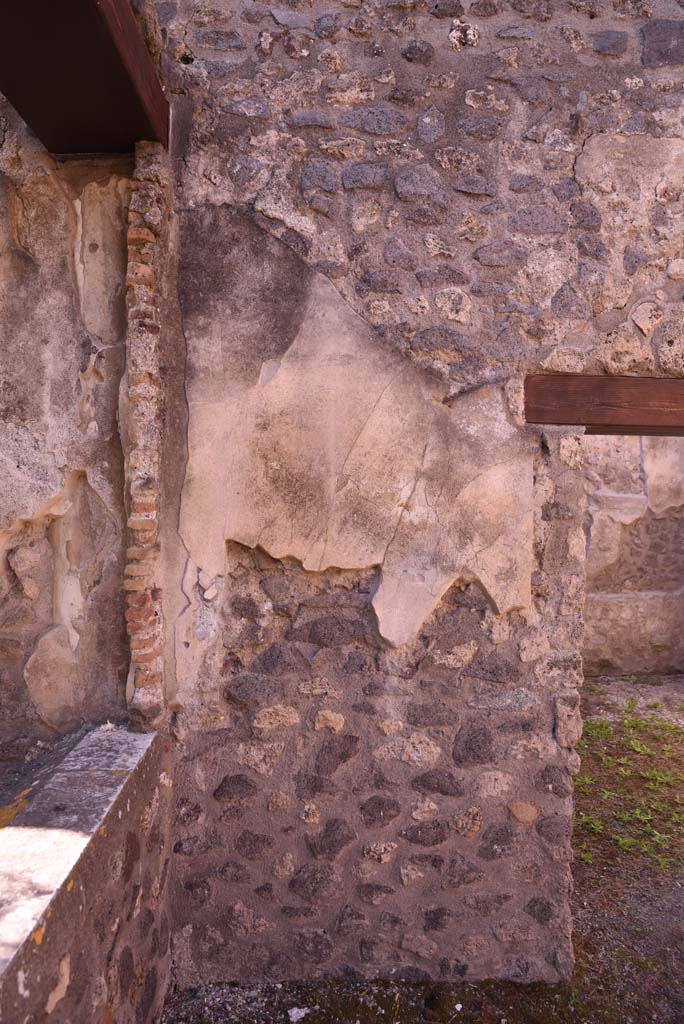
179,210,533,647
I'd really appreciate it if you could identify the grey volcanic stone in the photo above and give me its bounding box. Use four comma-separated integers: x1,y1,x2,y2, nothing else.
474,240,528,266
358,883,395,904
417,105,445,143
570,201,601,231
424,906,452,931
287,111,335,129
282,905,316,919
537,765,572,798
251,643,310,675
412,326,473,352
429,0,464,14
509,174,541,194
590,31,628,57
445,854,483,887
415,266,468,288
642,20,684,67
294,930,334,963
213,774,258,802
336,904,368,934
552,177,580,202
357,270,402,295
228,153,262,187
289,863,339,901
219,860,251,883
402,40,435,65
400,821,451,846
452,724,495,765
508,205,567,235
341,106,408,135
551,283,589,319
477,824,514,860
342,162,390,190
454,174,497,196
235,830,274,860
226,97,271,119
295,614,365,645
314,13,340,39
295,771,337,799
306,818,357,859
394,165,448,205
536,815,572,846
195,29,246,50
459,116,500,140
301,159,340,194
384,237,416,269
315,734,360,775
411,770,464,797
577,235,607,261
360,795,401,826
525,897,553,924
405,701,453,727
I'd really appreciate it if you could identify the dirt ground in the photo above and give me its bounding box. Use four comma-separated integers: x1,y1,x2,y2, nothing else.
162,675,684,1024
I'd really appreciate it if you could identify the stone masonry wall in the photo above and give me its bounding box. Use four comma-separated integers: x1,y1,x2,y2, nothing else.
149,0,684,985
583,434,684,675
0,104,131,763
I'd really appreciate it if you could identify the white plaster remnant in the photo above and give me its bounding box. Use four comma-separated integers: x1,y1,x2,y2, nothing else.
180,269,534,647
45,954,70,1014
23,626,83,733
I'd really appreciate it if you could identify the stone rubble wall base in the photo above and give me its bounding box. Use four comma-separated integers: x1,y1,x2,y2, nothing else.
0,728,173,1024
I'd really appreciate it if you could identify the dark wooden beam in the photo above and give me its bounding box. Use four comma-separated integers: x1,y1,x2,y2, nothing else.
0,0,168,155
525,374,684,437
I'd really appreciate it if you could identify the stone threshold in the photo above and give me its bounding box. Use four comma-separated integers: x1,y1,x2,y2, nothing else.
0,726,156,978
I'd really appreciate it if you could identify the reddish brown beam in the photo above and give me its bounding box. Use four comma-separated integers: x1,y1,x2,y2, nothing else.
525,375,684,437
0,0,168,154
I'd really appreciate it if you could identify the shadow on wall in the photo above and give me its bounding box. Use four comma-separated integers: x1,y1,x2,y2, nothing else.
583,434,684,676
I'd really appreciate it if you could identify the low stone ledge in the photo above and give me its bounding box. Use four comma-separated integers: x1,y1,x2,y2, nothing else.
0,726,172,1023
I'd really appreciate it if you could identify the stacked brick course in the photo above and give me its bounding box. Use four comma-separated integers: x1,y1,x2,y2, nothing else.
123,142,172,721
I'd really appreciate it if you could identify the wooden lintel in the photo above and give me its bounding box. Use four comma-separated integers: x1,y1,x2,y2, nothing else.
525,375,684,437
0,0,168,155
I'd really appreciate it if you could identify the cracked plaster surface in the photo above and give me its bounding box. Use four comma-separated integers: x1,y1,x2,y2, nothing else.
0,119,130,750
179,207,533,646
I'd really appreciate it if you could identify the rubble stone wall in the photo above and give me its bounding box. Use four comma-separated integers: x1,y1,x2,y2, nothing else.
583,434,684,675
0,107,132,763
151,0,684,986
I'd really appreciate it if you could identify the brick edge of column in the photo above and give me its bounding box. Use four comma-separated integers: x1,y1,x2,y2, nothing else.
123,141,171,723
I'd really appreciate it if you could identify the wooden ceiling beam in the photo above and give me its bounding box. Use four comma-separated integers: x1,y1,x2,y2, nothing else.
0,0,168,155
525,374,684,437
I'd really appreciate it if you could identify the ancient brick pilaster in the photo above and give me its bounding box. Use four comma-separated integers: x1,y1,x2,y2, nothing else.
123,141,171,722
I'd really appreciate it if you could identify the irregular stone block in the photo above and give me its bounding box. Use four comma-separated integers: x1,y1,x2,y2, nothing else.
590,31,628,57
641,20,684,67
359,795,401,827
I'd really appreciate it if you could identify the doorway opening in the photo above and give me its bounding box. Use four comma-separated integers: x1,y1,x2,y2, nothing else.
525,373,684,1023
